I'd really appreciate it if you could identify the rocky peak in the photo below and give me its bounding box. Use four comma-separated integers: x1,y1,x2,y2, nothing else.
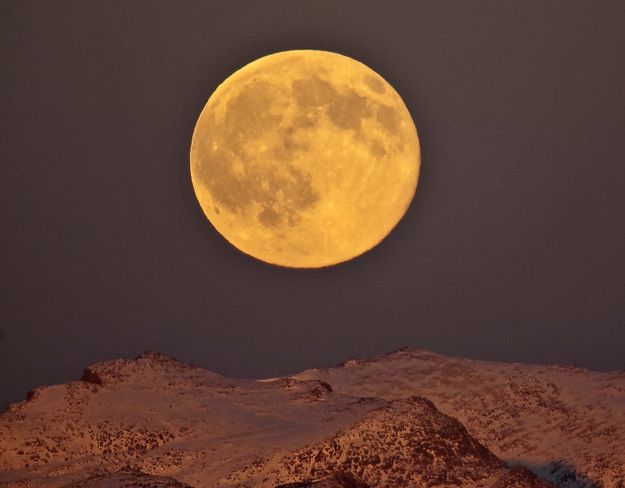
237,395,506,487
80,351,197,386
135,351,183,364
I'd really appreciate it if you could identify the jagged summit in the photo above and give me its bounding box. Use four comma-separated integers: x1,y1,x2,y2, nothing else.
135,350,184,363
78,350,202,387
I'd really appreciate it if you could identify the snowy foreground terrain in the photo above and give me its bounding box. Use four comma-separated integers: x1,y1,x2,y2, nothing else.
0,349,623,487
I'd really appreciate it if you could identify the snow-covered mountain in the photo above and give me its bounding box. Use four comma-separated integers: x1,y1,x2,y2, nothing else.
0,349,621,487
294,348,625,487
226,396,554,488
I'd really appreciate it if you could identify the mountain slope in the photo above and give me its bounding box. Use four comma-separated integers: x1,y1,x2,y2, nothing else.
294,348,625,487
229,397,554,488
0,352,384,487
0,350,613,487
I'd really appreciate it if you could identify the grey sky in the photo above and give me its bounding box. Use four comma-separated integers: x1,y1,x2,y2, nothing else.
1,1,624,409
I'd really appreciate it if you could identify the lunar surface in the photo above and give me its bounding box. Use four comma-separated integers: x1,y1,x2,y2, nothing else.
191,50,420,268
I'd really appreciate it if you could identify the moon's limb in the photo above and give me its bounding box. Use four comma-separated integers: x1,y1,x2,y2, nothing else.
191,50,420,268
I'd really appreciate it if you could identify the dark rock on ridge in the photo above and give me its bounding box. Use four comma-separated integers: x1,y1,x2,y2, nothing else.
61,471,195,487
275,471,370,487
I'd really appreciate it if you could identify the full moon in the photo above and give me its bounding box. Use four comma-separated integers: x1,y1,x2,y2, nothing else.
191,50,420,268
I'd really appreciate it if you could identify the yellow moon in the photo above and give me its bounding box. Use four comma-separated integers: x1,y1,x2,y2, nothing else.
190,50,420,268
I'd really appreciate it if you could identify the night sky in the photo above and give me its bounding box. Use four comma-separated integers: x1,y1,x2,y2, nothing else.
2,1,624,409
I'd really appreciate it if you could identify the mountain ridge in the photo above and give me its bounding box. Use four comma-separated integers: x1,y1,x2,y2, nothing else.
295,347,625,487
1,349,622,487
